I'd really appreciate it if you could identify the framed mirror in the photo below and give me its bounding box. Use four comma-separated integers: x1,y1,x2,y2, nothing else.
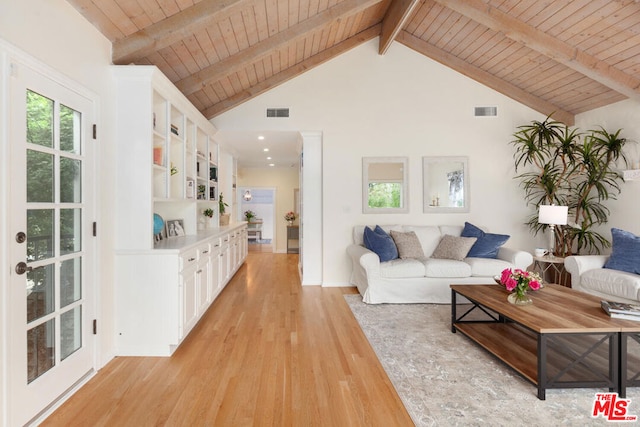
362,157,409,214
423,156,469,213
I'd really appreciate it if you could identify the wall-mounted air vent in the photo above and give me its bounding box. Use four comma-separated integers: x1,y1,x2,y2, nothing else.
474,106,498,117
266,108,290,118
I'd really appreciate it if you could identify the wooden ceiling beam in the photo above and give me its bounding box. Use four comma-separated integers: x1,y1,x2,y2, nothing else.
176,0,381,96
379,0,421,55
203,25,381,118
113,0,251,64
397,31,575,125
433,0,640,101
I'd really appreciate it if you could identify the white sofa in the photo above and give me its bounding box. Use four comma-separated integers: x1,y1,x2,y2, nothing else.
565,255,640,304
347,225,533,304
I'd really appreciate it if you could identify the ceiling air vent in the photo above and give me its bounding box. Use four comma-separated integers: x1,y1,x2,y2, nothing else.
266,108,290,118
474,106,497,117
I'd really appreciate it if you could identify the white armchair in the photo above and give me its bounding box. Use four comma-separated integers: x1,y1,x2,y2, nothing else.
565,255,640,304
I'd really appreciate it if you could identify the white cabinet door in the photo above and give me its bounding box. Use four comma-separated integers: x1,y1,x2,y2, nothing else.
209,241,221,301
196,244,210,315
179,249,198,339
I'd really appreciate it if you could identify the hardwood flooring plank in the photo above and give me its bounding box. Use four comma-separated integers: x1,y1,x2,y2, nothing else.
42,252,412,426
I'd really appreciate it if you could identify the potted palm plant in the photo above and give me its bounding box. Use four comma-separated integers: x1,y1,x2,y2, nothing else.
511,116,629,255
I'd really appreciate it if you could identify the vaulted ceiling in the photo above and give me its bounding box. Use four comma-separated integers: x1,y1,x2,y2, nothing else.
67,0,640,125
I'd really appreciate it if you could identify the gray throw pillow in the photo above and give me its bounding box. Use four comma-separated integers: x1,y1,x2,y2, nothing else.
431,234,477,261
390,230,425,259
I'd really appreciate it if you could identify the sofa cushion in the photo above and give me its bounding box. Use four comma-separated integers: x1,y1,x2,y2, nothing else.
390,230,425,259
380,258,426,278
581,268,640,301
461,222,510,259
423,258,472,278
431,235,477,261
465,257,514,277
604,228,640,275
363,226,398,262
403,226,442,257
353,224,402,246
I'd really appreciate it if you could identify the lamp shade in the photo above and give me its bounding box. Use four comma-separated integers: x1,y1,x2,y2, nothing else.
538,205,568,225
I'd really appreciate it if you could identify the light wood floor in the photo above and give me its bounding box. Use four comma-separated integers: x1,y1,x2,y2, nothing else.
42,252,413,426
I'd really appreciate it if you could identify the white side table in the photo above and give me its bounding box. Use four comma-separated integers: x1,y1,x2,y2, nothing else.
532,255,569,287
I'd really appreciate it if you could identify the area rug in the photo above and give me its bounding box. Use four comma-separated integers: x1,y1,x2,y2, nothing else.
344,295,640,426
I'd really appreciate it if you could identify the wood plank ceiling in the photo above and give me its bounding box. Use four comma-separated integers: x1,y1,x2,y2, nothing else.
67,0,640,125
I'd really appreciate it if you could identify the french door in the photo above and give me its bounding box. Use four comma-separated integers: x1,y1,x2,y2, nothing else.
7,62,95,426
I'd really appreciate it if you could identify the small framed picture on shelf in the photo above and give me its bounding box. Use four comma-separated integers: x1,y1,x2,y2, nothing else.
153,146,163,166
186,180,195,199
166,219,185,237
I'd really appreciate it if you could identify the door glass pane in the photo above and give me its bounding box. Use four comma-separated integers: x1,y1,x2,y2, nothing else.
60,104,81,154
60,157,81,203
26,90,53,148
27,209,54,261
27,319,55,383
27,264,55,323
60,306,82,360
60,258,81,307
60,209,81,255
27,150,54,203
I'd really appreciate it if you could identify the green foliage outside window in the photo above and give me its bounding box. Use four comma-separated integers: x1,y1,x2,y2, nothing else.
368,182,401,208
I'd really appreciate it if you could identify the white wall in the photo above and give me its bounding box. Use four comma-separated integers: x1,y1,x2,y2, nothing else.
0,0,116,368
575,99,640,240
212,39,549,286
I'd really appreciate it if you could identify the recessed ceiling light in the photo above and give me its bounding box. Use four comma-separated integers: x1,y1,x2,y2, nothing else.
263,148,269,152
269,163,275,167
267,156,272,160
258,135,265,140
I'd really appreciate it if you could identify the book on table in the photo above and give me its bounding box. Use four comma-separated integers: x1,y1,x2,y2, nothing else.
601,300,640,320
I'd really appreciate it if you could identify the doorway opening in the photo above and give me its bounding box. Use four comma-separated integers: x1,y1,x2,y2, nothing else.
238,187,275,253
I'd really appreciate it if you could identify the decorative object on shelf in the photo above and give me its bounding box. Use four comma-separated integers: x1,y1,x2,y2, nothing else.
170,124,179,135
209,166,217,181
512,115,628,256
170,162,178,176
186,180,194,199
538,205,568,257
244,210,256,222
499,268,542,306
166,219,185,237
197,184,206,200
203,208,214,229
219,193,230,226
153,146,163,166
284,211,296,226
153,213,164,243
243,189,252,201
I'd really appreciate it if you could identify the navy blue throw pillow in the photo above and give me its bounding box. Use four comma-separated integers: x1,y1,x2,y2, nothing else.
604,228,640,275
461,222,510,259
363,225,398,262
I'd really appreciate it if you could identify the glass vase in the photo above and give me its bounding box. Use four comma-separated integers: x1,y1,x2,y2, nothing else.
507,291,532,306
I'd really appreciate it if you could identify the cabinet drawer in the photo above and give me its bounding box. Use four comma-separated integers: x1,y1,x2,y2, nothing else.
180,248,198,271
198,242,211,258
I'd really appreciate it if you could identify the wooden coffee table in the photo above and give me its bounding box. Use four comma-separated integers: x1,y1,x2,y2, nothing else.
450,283,640,399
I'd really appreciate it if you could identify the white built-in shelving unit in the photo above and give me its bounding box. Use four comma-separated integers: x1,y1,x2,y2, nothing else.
113,66,246,356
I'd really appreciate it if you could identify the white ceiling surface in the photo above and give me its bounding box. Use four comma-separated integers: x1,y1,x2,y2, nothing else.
215,130,302,169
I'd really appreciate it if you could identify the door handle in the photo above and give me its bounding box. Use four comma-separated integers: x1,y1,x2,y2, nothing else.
15,262,33,275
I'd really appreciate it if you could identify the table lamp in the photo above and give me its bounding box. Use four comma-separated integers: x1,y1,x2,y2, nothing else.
538,205,568,257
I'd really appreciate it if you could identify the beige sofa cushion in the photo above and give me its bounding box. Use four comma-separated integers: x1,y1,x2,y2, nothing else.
423,258,472,278
380,258,426,278
431,235,477,261
465,257,514,277
390,230,425,259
